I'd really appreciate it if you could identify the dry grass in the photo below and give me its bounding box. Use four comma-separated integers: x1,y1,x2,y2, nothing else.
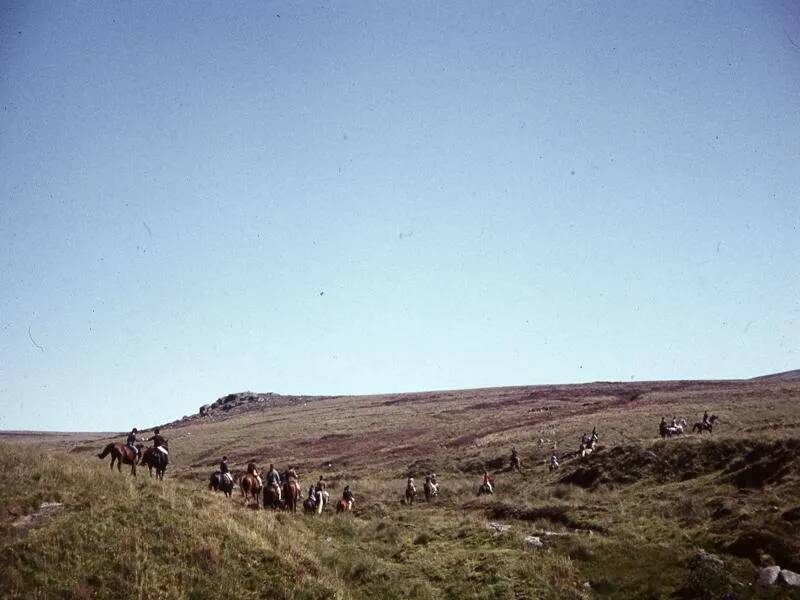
3,378,800,598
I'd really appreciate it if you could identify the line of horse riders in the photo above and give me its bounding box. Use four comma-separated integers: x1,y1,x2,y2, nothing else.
659,411,719,438
97,413,717,508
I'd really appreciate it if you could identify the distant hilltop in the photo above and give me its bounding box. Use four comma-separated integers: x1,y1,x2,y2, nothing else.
751,369,800,382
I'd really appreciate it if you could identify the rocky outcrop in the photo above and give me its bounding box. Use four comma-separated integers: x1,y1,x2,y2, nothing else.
780,569,800,587
757,566,781,587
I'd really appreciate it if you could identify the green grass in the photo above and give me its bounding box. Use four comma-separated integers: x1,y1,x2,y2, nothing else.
3,379,800,598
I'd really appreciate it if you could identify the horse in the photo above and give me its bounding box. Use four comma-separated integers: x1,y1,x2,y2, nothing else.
97,442,143,476
209,472,234,497
140,444,169,480
240,473,262,506
579,439,596,459
304,488,326,514
423,478,438,501
282,479,301,513
263,483,282,509
510,454,522,472
693,415,718,434
477,481,494,496
405,483,417,505
336,499,353,513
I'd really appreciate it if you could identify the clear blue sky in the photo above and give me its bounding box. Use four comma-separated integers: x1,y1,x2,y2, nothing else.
1,2,799,431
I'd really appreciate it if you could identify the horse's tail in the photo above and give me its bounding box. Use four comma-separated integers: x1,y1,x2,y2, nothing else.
97,443,114,459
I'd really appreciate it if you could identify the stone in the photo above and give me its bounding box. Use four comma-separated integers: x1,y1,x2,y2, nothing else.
757,565,781,586
779,569,800,587
525,535,543,549
487,522,511,533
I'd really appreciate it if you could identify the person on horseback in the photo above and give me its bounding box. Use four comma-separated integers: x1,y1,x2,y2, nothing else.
220,456,233,485
703,410,709,425
285,466,298,481
550,451,559,471
146,428,168,455
247,459,262,487
482,470,493,493
316,476,329,507
266,463,282,502
126,428,140,459
342,485,355,510
580,432,589,447
671,416,677,428
429,473,439,495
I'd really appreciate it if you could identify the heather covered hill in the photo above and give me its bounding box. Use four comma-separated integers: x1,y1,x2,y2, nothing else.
3,377,800,599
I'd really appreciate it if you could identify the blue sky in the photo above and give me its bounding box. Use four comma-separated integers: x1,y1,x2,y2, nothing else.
1,2,799,431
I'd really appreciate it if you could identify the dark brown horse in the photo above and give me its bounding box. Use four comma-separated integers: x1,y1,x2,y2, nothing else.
282,479,301,512
263,484,282,509
209,472,234,497
141,445,169,480
693,415,718,433
97,442,143,476
240,473,262,506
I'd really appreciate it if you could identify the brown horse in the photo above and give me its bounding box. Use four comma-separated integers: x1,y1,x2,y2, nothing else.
97,442,143,476
141,445,169,480
263,484,281,509
240,474,262,506
336,499,353,513
283,480,301,512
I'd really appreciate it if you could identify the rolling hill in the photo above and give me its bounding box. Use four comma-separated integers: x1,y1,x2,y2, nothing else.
2,377,800,599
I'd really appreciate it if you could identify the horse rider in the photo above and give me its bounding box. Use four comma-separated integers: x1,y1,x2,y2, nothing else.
266,463,282,501
126,428,140,460
342,485,355,510
316,476,329,507
285,466,299,489
247,459,262,487
482,470,493,493
703,410,709,425
428,473,439,494
580,432,589,447
671,416,677,428
146,428,168,455
550,451,559,471
220,456,233,485
307,484,318,508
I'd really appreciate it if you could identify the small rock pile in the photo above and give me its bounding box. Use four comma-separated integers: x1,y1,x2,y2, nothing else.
757,565,800,588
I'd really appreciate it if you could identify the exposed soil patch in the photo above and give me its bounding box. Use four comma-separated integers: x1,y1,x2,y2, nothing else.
482,502,607,533
559,439,800,491
725,530,800,572
12,501,64,531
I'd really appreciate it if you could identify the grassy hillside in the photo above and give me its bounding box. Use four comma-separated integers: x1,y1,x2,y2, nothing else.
3,378,800,599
